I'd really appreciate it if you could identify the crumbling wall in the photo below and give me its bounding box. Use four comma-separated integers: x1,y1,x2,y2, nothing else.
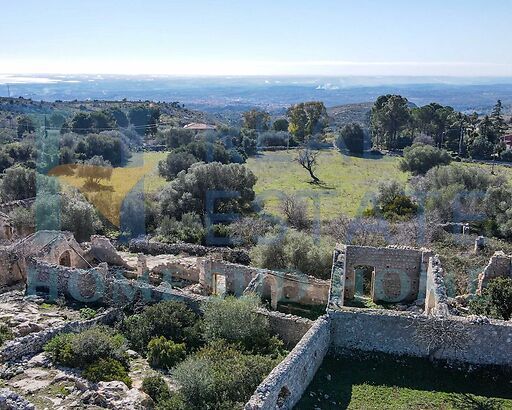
329,308,512,367
128,239,251,265
151,259,200,283
0,308,121,362
258,309,314,347
345,245,427,302
26,258,208,311
329,245,432,306
477,251,512,294
89,236,131,268
199,259,330,309
425,255,449,316
245,316,330,410
21,231,88,268
0,246,24,288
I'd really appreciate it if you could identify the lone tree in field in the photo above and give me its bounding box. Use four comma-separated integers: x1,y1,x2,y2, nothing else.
78,155,113,188
296,148,320,183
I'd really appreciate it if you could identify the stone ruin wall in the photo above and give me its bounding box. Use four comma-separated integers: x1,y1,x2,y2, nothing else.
477,251,512,294
245,316,330,410
0,309,122,363
25,258,312,347
127,239,250,265
342,245,431,303
199,259,330,309
329,308,512,367
425,255,449,316
26,258,207,312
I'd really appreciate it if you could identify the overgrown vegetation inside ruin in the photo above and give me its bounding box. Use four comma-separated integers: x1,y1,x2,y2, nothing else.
42,297,287,410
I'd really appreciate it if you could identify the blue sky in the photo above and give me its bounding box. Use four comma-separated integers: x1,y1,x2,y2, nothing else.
1,0,511,76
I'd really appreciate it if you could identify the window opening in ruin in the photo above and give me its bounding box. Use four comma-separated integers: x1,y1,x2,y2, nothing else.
213,273,226,296
59,250,72,267
354,265,375,297
277,385,291,407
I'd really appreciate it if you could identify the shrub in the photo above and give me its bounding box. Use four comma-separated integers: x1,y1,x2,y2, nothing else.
273,118,289,132
142,375,171,403
203,295,268,351
419,164,502,223
399,144,452,175
60,189,103,242
470,277,512,320
44,326,128,369
257,131,290,147
0,166,36,201
228,216,274,247
158,151,198,180
43,333,74,365
279,194,310,230
156,393,188,410
365,181,418,221
0,323,13,346
336,123,366,154
82,358,132,387
172,341,280,409
8,206,35,237
122,301,201,354
158,128,194,149
250,229,333,279
79,307,97,320
147,337,187,369
176,140,230,164
157,213,205,244
159,162,256,220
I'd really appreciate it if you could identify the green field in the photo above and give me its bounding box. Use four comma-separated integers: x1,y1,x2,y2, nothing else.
246,149,408,220
295,354,512,410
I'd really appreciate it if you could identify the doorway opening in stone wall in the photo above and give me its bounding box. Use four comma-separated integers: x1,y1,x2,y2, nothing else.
354,265,375,299
59,250,72,267
213,273,226,297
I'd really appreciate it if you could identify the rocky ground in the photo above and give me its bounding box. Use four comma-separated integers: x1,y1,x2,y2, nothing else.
0,290,179,409
0,351,170,409
0,291,82,338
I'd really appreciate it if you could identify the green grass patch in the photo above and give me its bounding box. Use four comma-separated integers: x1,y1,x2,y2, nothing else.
246,149,408,220
295,353,512,410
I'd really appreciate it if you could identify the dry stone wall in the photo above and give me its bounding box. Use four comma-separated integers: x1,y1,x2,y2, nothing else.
0,309,121,362
245,316,330,410
329,308,512,367
258,309,314,347
127,239,250,265
425,255,449,316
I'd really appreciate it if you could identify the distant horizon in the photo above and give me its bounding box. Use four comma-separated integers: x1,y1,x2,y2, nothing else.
2,73,512,86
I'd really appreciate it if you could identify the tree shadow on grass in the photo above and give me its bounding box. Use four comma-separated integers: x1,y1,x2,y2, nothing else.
306,180,336,190
296,353,512,410
448,393,504,410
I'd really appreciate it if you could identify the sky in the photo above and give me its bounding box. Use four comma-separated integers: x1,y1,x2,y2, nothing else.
1,0,511,77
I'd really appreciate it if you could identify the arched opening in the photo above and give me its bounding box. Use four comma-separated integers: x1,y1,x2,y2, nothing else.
59,250,72,267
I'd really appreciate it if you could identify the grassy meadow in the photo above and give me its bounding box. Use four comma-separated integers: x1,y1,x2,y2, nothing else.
51,151,167,226
246,149,408,220
50,147,512,227
295,354,512,410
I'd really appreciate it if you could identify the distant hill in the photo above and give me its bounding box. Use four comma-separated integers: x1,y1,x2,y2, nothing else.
327,102,373,129
0,97,215,139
